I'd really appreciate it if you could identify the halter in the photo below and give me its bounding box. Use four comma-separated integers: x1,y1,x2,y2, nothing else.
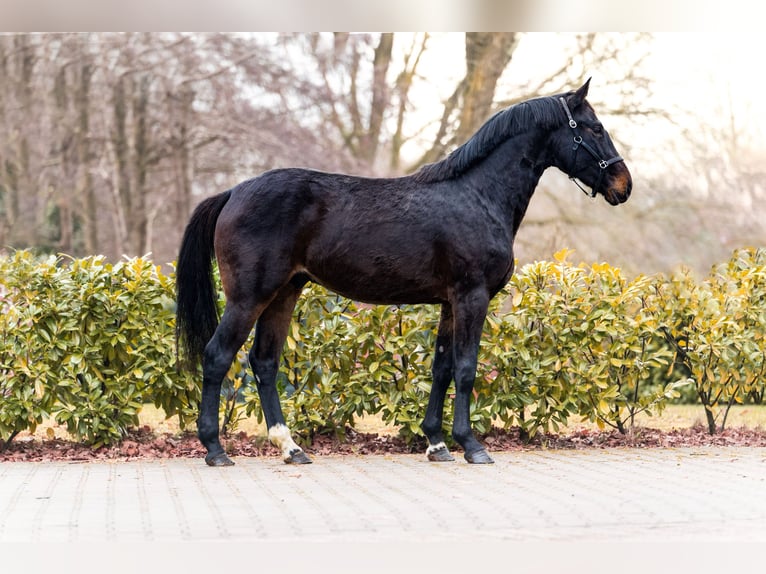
558,97,624,198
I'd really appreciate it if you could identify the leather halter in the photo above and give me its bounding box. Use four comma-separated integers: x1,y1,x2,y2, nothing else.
558,97,624,198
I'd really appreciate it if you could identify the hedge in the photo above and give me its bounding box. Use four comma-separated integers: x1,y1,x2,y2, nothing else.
0,252,199,448
1,247,764,448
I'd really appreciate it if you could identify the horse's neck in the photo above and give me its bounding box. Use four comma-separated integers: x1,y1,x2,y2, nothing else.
464,133,547,234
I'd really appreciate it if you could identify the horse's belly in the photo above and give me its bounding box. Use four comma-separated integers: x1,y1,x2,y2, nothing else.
305,263,445,305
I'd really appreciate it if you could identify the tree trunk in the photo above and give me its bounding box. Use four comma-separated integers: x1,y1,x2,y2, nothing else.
703,405,717,435
358,33,393,165
53,63,74,252
130,74,150,254
111,77,131,254
416,33,517,168
699,389,718,434
390,33,429,171
173,85,194,223
0,39,7,244
76,62,97,253
455,33,517,144
9,35,35,245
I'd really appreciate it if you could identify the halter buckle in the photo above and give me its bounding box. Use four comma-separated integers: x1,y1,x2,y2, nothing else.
559,97,578,129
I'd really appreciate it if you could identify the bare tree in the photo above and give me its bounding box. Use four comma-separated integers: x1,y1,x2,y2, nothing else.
0,32,696,273
0,35,36,247
300,33,396,170
417,33,518,167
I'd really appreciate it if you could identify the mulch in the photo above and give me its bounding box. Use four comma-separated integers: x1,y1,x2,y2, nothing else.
3,425,766,463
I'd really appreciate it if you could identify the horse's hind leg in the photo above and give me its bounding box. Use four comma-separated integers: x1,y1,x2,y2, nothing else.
249,276,312,464
200,301,261,467
421,304,455,462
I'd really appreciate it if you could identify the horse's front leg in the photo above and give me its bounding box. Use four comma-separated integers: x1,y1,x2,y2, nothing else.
250,280,311,465
421,304,455,462
450,287,494,464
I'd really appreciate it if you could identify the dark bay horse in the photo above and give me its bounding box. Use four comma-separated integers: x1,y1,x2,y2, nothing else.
176,80,632,466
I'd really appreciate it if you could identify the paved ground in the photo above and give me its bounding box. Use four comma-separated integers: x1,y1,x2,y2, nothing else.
2,447,765,570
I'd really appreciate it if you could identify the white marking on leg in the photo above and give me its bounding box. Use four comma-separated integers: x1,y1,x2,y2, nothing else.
438,345,444,353
268,423,302,461
426,441,447,456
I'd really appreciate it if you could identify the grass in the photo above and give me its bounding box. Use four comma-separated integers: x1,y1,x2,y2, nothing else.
18,403,766,443
138,403,766,437
556,404,766,433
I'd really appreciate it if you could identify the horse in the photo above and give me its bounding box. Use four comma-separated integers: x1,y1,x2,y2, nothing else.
175,79,632,467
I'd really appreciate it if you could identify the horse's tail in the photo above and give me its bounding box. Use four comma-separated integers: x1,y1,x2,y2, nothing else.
175,189,232,371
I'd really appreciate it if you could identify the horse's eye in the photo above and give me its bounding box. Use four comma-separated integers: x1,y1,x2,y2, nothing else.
591,123,604,135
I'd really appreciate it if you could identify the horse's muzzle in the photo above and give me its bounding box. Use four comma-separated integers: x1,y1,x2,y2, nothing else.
603,168,632,206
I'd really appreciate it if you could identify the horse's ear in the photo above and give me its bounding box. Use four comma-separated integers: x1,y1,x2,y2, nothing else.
569,78,591,108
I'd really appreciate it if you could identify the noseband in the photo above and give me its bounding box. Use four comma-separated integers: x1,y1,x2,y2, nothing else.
558,97,624,198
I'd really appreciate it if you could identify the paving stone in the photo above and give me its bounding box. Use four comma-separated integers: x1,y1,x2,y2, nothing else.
2,447,766,543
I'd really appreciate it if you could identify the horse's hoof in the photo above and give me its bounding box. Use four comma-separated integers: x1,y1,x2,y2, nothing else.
464,449,494,464
285,449,312,464
205,452,235,467
427,446,455,462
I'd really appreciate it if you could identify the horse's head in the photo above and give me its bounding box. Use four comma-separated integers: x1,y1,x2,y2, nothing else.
549,79,632,206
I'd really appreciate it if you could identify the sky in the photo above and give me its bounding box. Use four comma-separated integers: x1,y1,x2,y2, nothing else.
650,33,766,140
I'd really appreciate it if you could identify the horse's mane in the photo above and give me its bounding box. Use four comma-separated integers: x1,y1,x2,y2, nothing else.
414,94,565,183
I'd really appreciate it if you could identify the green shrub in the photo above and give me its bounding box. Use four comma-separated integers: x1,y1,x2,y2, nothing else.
2,247,764,448
0,253,62,444
659,248,766,433
482,251,683,437
0,252,198,447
